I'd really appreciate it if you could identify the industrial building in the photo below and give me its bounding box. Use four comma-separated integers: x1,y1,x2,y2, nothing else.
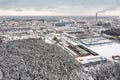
58,29,120,65
56,30,107,65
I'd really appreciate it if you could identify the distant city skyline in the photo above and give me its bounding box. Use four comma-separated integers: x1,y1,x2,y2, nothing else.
0,0,120,16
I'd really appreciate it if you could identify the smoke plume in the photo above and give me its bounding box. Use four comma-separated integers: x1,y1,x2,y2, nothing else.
97,0,120,13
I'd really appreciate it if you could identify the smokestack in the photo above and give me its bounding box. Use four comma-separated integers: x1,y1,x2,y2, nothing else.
96,12,98,23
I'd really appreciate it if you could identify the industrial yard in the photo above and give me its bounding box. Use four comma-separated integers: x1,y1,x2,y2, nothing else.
0,15,120,79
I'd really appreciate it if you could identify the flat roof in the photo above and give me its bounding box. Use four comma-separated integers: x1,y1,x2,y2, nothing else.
88,42,120,60
65,30,99,39
80,37,113,46
54,27,79,31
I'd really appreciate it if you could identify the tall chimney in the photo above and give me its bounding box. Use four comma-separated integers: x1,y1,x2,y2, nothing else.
96,12,98,23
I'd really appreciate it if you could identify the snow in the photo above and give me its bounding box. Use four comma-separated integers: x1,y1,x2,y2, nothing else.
88,43,120,60
45,39,54,44
0,71,3,79
81,37,112,45
76,55,106,64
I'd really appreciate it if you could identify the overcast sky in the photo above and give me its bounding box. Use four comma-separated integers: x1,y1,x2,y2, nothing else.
0,0,120,16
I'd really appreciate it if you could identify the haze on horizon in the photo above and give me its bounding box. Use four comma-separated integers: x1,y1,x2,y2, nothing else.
0,0,120,16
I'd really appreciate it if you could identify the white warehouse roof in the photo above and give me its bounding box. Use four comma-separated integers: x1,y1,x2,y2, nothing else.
88,42,120,61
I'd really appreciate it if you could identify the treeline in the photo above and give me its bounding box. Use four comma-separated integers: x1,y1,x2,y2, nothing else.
102,28,120,36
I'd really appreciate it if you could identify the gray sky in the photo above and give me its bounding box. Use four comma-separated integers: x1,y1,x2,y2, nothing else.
0,0,120,16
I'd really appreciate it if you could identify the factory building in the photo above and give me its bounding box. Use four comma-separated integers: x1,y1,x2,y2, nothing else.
59,29,120,65
58,30,107,65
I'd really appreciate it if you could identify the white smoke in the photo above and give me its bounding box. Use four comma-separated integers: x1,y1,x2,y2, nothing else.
97,0,120,13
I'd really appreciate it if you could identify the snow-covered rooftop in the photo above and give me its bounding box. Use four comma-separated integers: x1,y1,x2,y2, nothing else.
88,42,120,60
81,37,113,46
